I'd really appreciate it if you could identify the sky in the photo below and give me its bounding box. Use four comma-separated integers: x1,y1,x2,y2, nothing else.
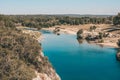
0,0,120,15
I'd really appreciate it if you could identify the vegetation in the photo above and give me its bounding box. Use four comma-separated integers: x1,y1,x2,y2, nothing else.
53,27,60,33
90,26,97,31
77,29,83,39
0,15,54,80
113,13,120,25
0,13,120,78
117,39,120,47
98,32,103,39
0,15,15,29
0,14,116,29
1,13,120,30
1,13,120,29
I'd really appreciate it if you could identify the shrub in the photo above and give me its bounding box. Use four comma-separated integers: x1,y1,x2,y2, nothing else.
77,29,83,39
117,39,120,47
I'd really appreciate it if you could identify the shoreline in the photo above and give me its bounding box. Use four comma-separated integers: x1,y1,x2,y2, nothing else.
18,27,61,80
96,43,118,48
42,25,119,48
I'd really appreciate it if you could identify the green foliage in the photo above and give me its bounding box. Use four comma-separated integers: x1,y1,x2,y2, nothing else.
77,29,83,39
0,15,54,79
0,15,15,29
1,14,117,29
113,13,120,25
77,29,83,35
0,50,36,80
1,13,120,29
0,29,38,79
90,26,97,31
99,32,103,39
117,39,120,47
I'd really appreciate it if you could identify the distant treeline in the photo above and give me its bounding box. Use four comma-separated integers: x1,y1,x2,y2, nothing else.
9,15,113,28
0,13,120,79
0,13,120,29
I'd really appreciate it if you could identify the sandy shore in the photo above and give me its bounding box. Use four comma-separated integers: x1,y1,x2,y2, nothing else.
96,43,118,48
42,26,76,35
42,24,119,48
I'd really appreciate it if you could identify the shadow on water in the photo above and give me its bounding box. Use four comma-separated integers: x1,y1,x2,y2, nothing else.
77,39,120,62
39,30,53,34
77,38,105,48
77,39,84,44
116,49,120,61
40,29,61,36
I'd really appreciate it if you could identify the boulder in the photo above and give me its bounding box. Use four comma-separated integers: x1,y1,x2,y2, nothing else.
116,52,120,61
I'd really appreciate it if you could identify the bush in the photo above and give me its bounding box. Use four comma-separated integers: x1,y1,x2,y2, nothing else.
77,29,83,39
117,39,120,47
90,26,96,31
0,14,60,80
113,13,120,25
98,39,104,43
99,32,103,39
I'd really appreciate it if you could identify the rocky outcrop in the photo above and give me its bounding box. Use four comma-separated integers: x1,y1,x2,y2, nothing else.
33,52,61,80
77,29,83,39
116,52,120,61
22,30,41,41
33,69,61,80
22,30,61,80
53,27,61,35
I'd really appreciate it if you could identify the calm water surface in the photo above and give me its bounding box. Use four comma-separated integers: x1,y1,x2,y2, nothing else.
40,30,120,80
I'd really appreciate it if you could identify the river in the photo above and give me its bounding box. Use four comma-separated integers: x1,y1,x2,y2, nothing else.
40,30,120,80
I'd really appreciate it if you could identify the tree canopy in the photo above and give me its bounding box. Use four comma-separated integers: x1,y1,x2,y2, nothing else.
113,13,120,25
0,15,55,80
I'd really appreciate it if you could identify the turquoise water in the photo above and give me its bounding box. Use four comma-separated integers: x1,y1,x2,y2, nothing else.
40,30,120,80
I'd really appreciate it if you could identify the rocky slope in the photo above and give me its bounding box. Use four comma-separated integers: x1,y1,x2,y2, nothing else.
0,26,60,80
21,29,61,80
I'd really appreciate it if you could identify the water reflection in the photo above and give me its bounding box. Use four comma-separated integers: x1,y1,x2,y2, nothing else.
116,49,120,61
53,31,60,36
41,30,120,80
40,30,52,34
77,39,84,44
77,39,104,48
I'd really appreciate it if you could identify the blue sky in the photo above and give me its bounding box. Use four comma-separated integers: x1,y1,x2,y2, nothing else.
0,0,120,15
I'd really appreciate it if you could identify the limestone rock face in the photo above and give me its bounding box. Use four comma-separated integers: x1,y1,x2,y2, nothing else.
33,70,61,80
22,29,61,80
33,52,61,80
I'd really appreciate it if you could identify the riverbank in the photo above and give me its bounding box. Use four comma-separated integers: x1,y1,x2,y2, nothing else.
16,26,61,80
40,29,120,80
42,24,119,48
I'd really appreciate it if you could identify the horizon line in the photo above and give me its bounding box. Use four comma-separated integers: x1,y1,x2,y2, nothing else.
0,13,116,16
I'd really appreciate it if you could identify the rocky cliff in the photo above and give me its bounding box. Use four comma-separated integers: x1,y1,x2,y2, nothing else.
0,27,60,80
22,29,61,80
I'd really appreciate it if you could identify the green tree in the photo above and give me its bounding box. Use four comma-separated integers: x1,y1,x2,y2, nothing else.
117,39,120,47
77,29,83,39
113,13,120,25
